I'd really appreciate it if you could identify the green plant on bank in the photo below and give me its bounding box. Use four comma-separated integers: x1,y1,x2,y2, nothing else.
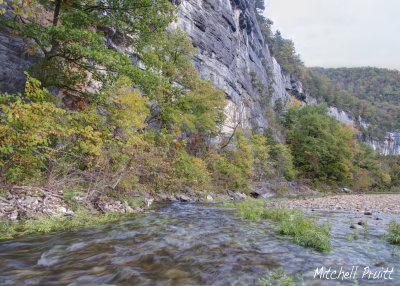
225,199,332,252
388,221,400,245
0,210,134,240
259,270,297,286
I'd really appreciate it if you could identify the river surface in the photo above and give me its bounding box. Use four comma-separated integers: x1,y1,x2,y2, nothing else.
0,202,400,285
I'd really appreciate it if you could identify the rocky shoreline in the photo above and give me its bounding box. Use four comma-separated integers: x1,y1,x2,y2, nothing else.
266,194,400,214
0,185,242,221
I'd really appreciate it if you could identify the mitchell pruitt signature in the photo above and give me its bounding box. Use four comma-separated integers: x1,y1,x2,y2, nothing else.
314,266,395,281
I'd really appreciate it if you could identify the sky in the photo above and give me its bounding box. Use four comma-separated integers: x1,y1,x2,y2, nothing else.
264,0,400,70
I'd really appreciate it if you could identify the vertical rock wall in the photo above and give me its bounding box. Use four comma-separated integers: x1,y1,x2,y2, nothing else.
175,0,301,134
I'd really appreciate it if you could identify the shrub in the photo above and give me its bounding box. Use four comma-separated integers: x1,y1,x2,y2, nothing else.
176,150,211,190
269,143,297,181
250,134,273,181
206,131,254,192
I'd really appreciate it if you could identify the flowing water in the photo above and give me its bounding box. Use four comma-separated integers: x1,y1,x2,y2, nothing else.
0,202,400,285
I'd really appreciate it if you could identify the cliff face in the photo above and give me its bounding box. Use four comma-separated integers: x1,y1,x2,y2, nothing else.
174,0,306,135
0,24,36,95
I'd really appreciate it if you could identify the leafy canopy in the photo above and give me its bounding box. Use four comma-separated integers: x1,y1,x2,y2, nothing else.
285,104,358,184
1,0,175,103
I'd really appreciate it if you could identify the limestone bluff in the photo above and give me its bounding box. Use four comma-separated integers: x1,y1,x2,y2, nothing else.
173,0,399,155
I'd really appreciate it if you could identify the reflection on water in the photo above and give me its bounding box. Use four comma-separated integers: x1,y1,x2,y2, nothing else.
0,202,399,285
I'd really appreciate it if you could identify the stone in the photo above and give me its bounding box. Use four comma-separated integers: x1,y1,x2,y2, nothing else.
206,194,213,201
175,194,190,202
342,187,352,193
227,190,237,199
236,192,247,199
144,198,154,207
249,191,261,199
10,210,18,220
64,210,75,217
364,211,373,215
57,206,67,214
165,269,187,279
123,201,134,213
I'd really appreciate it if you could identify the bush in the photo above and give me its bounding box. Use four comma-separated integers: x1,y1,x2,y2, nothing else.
176,150,211,190
206,131,253,192
250,134,273,181
269,143,297,181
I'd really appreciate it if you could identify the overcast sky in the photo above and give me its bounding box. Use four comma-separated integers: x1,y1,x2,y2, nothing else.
264,0,400,70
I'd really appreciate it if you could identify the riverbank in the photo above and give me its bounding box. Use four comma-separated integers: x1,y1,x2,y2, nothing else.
0,184,238,221
266,193,400,214
0,184,239,240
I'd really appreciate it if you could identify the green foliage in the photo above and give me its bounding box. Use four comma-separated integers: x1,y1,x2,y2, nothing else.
1,0,175,103
346,230,359,241
388,221,400,245
270,32,305,79
147,29,226,134
285,105,358,184
0,210,133,240
176,150,211,190
250,134,272,181
227,199,332,252
279,215,331,252
306,67,400,137
259,270,296,286
0,74,148,185
206,130,254,192
269,143,297,181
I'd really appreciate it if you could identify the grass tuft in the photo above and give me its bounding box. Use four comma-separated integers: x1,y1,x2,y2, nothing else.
0,210,134,240
225,199,332,252
388,221,400,245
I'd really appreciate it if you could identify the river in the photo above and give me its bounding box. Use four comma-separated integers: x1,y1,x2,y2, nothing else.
0,202,399,285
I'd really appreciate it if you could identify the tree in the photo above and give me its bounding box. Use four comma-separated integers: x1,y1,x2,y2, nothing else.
286,105,358,184
145,29,226,135
1,0,175,105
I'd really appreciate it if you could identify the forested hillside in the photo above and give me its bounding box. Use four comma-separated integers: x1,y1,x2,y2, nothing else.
254,1,400,140
306,67,400,138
